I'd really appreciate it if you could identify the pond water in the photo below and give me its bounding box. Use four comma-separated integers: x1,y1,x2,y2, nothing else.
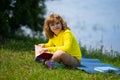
45,0,120,53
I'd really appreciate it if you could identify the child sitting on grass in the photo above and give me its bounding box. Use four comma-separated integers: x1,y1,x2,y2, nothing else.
36,13,82,68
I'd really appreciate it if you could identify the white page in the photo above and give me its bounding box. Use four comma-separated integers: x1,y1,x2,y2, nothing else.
34,45,42,58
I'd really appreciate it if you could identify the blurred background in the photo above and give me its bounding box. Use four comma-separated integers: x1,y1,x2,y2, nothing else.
0,0,120,54
45,0,120,54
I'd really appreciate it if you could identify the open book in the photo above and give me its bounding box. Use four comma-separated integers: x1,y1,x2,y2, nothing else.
34,45,53,60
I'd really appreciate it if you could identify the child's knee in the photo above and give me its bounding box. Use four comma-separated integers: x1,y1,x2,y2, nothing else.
56,50,65,53
54,50,65,57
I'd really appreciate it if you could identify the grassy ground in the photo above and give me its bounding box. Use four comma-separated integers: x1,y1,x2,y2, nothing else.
0,38,120,80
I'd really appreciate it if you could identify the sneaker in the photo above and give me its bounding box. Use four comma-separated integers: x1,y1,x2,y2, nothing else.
45,60,66,69
54,62,66,68
45,60,55,69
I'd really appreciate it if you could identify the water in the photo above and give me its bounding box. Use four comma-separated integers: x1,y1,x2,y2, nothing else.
45,0,120,53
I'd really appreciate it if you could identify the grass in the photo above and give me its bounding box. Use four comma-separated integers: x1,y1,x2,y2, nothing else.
0,38,120,80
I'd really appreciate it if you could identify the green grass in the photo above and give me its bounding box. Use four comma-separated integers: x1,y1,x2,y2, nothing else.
0,38,120,80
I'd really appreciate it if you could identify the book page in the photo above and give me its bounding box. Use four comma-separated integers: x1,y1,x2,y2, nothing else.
34,45,42,58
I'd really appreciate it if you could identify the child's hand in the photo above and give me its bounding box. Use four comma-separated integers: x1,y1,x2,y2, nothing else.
40,48,48,54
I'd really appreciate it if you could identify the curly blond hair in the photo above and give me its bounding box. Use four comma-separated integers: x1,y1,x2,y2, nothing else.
44,14,70,39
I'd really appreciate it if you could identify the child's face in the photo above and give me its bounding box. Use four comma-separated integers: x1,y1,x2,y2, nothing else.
49,19,62,35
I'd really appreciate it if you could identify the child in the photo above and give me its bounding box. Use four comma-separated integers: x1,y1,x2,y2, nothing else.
37,13,82,68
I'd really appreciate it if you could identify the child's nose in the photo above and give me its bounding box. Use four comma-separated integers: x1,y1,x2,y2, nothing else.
54,24,58,27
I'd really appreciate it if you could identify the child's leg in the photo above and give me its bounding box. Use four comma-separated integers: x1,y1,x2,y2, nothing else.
51,50,80,67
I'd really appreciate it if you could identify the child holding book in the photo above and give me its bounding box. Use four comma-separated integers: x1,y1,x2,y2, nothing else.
37,13,82,68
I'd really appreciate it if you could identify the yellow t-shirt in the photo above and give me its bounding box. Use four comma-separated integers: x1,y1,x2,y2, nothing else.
45,29,82,60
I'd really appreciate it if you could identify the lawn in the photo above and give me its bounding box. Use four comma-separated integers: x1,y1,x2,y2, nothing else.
0,38,120,80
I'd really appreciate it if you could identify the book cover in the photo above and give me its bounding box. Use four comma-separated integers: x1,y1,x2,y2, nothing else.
34,45,53,60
